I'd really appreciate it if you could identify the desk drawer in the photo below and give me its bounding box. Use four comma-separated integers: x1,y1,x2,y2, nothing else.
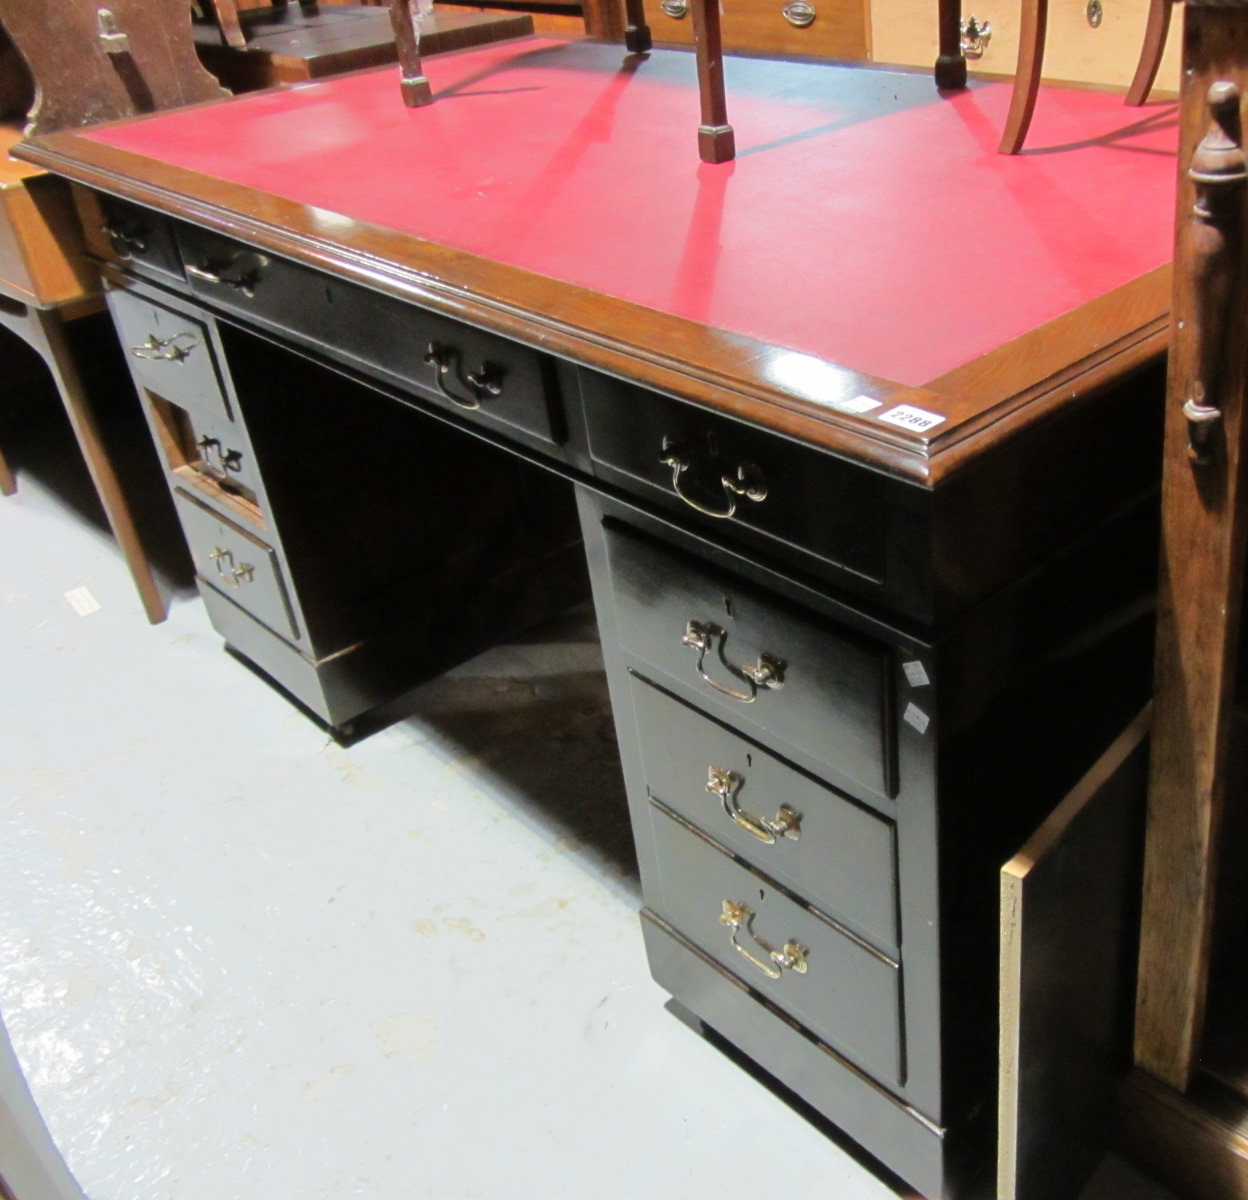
650,0,868,61
630,675,898,952
605,522,895,801
94,196,184,283
648,801,904,1086
108,288,231,423
177,228,562,447
169,408,265,510
173,489,298,641
581,371,888,587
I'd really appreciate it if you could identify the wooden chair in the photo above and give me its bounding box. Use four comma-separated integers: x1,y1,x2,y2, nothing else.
203,0,316,50
195,0,533,93
401,0,965,164
998,0,1175,154
0,0,227,621
1113,9,1248,1196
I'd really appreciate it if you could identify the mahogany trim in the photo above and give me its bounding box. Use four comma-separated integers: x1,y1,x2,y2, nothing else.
17,127,1171,488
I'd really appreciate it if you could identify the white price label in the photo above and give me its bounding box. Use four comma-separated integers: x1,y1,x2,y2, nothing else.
878,405,946,432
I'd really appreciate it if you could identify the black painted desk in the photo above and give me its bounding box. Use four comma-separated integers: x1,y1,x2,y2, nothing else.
19,39,1179,1197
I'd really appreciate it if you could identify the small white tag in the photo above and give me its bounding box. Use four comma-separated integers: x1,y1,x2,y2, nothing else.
878,404,947,432
902,660,930,688
839,394,884,414
903,703,930,734
811,393,883,414
64,586,101,617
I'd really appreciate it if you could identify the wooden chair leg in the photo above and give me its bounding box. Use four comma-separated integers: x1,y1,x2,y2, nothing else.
390,0,433,107
691,0,733,163
0,440,15,496
1126,0,1174,107
623,0,652,54
211,0,248,48
31,308,167,624
935,0,968,90
999,0,1048,154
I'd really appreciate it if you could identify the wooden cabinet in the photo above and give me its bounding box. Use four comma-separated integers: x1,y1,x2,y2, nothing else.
95,203,587,730
648,0,869,63
872,0,1181,88
574,352,1162,1197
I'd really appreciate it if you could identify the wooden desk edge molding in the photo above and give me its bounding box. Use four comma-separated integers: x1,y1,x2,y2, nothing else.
16,127,1170,492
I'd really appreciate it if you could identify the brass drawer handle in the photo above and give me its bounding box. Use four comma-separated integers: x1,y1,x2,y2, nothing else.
705,766,801,844
209,546,255,587
130,333,198,363
101,222,147,257
187,253,268,298
196,436,244,479
423,343,506,410
781,0,816,26
660,437,767,520
719,900,808,980
681,620,784,703
661,0,689,16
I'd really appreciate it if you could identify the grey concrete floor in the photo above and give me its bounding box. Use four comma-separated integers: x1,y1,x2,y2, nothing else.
0,386,1181,1200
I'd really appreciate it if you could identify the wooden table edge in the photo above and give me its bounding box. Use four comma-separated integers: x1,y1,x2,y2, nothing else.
16,130,1171,489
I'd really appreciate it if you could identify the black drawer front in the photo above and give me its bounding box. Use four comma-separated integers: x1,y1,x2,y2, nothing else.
176,227,563,446
605,522,895,802
108,288,231,423
580,370,888,586
173,489,299,642
96,196,184,282
629,676,898,953
647,803,904,1087
176,409,264,504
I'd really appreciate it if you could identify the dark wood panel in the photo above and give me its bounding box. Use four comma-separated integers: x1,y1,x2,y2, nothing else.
646,802,905,1086
999,709,1148,1200
649,0,869,61
603,518,896,804
628,674,899,952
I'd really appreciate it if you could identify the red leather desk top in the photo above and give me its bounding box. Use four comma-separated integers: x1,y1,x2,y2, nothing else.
84,38,1179,388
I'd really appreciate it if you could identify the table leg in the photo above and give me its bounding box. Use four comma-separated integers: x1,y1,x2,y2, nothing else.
29,307,167,624
0,442,14,496
691,0,734,163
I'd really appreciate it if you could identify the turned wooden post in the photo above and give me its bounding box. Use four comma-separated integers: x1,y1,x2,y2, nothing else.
1135,79,1248,1091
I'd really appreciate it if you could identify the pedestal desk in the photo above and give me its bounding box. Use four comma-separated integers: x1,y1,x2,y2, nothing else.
19,38,1181,1197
